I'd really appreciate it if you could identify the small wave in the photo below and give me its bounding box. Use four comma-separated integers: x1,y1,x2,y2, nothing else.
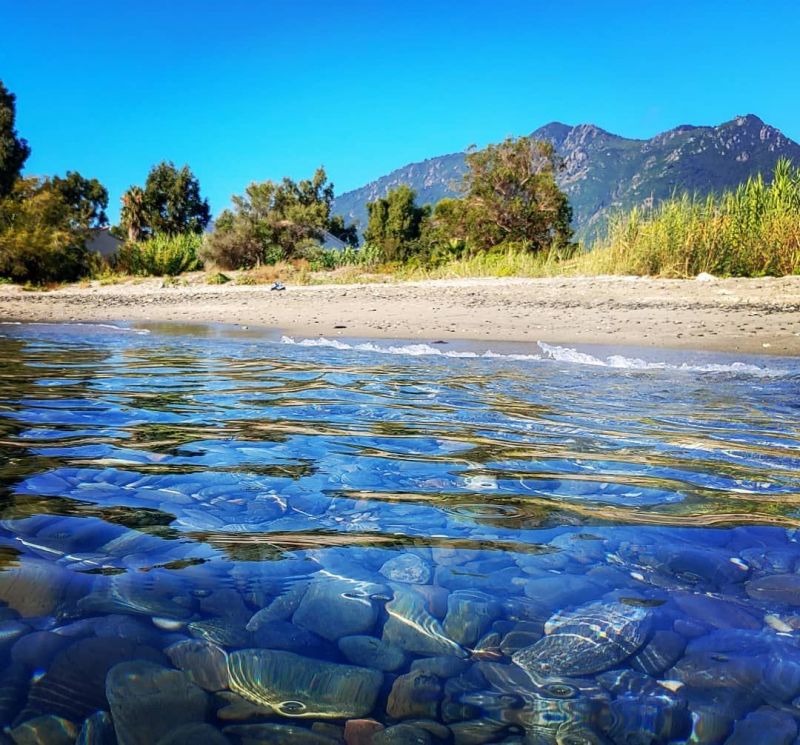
281,336,785,376
538,343,781,376
280,335,541,361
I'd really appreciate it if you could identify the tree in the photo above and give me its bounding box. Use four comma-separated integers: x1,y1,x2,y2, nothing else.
364,185,429,262
0,81,31,199
51,171,108,229
327,214,359,247
120,162,210,239
203,166,358,268
0,178,89,282
120,186,146,242
453,137,574,253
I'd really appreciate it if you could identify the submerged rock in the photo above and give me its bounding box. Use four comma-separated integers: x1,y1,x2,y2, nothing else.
382,587,466,658
409,657,470,679
11,632,71,671
338,636,405,672
166,640,229,692
386,671,441,720
213,691,274,721
343,719,384,745
0,560,73,618
9,714,79,745
76,711,116,745
672,592,761,630
746,574,800,606
293,580,380,641
442,590,501,647
187,619,250,648
223,723,339,744
630,630,686,676
105,661,209,745
227,649,382,719
726,707,797,745
379,554,431,585
19,637,164,723
372,724,432,745
0,663,29,727
668,652,764,692
246,581,308,630
512,601,651,678
155,723,230,745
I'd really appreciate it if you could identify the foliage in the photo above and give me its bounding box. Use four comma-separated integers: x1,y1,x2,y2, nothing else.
0,178,89,282
120,185,146,242
51,171,109,228
587,159,800,277
327,214,359,247
454,137,573,253
364,185,429,262
0,81,30,199
114,233,202,276
120,162,210,239
202,167,357,269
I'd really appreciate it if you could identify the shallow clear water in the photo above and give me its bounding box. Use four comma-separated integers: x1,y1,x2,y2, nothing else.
0,322,799,744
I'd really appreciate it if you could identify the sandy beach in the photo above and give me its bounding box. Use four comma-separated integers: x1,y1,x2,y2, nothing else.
1,275,799,355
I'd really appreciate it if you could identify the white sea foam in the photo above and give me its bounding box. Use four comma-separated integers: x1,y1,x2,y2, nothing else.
280,335,786,376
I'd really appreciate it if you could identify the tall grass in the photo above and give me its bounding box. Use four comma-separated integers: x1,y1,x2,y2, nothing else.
400,245,567,280
586,159,800,277
115,234,202,276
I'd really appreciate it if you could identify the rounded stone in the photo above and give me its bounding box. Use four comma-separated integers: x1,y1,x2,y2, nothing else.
338,636,405,672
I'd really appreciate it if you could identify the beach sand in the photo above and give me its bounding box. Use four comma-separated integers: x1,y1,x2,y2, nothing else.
1,275,799,355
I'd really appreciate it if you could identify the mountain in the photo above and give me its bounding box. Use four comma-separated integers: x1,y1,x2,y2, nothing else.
332,115,800,243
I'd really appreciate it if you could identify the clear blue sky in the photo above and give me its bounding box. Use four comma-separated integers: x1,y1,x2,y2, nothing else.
2,0,798,222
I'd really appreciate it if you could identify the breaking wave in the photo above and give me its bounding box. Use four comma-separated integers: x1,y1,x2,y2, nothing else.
280,335,785,376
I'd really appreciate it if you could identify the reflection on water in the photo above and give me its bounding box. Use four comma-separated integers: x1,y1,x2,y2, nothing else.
0,323,799,743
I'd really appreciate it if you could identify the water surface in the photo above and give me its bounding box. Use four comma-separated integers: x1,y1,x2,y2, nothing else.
0,322,799,744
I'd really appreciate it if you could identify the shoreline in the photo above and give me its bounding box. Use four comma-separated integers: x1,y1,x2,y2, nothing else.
1,275,799,356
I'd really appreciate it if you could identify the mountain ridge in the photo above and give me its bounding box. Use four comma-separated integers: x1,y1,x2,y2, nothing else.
332,114,800,242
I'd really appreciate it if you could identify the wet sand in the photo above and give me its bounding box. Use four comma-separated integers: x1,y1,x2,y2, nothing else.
1,275,799,355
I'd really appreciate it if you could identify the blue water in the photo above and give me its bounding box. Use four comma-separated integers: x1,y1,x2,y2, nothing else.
0,322,799,744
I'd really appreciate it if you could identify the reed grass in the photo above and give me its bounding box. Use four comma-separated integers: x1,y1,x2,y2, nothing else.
584,159,800,277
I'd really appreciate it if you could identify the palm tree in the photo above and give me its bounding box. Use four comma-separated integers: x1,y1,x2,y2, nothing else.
120,186,146,242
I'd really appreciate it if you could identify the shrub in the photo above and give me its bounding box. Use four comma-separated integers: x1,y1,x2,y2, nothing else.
206,271,231,285
115,233,202,276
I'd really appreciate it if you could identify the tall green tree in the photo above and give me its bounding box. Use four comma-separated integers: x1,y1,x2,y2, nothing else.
120,186,146,242
0,178,89,282
364,185,428,261
142,161,210,235
453,137,574,253
0,81,30,199
120,162,210,239
203,167,357,268
51,171,109,229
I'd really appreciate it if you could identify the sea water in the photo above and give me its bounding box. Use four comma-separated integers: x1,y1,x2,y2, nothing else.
0,322,798,744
